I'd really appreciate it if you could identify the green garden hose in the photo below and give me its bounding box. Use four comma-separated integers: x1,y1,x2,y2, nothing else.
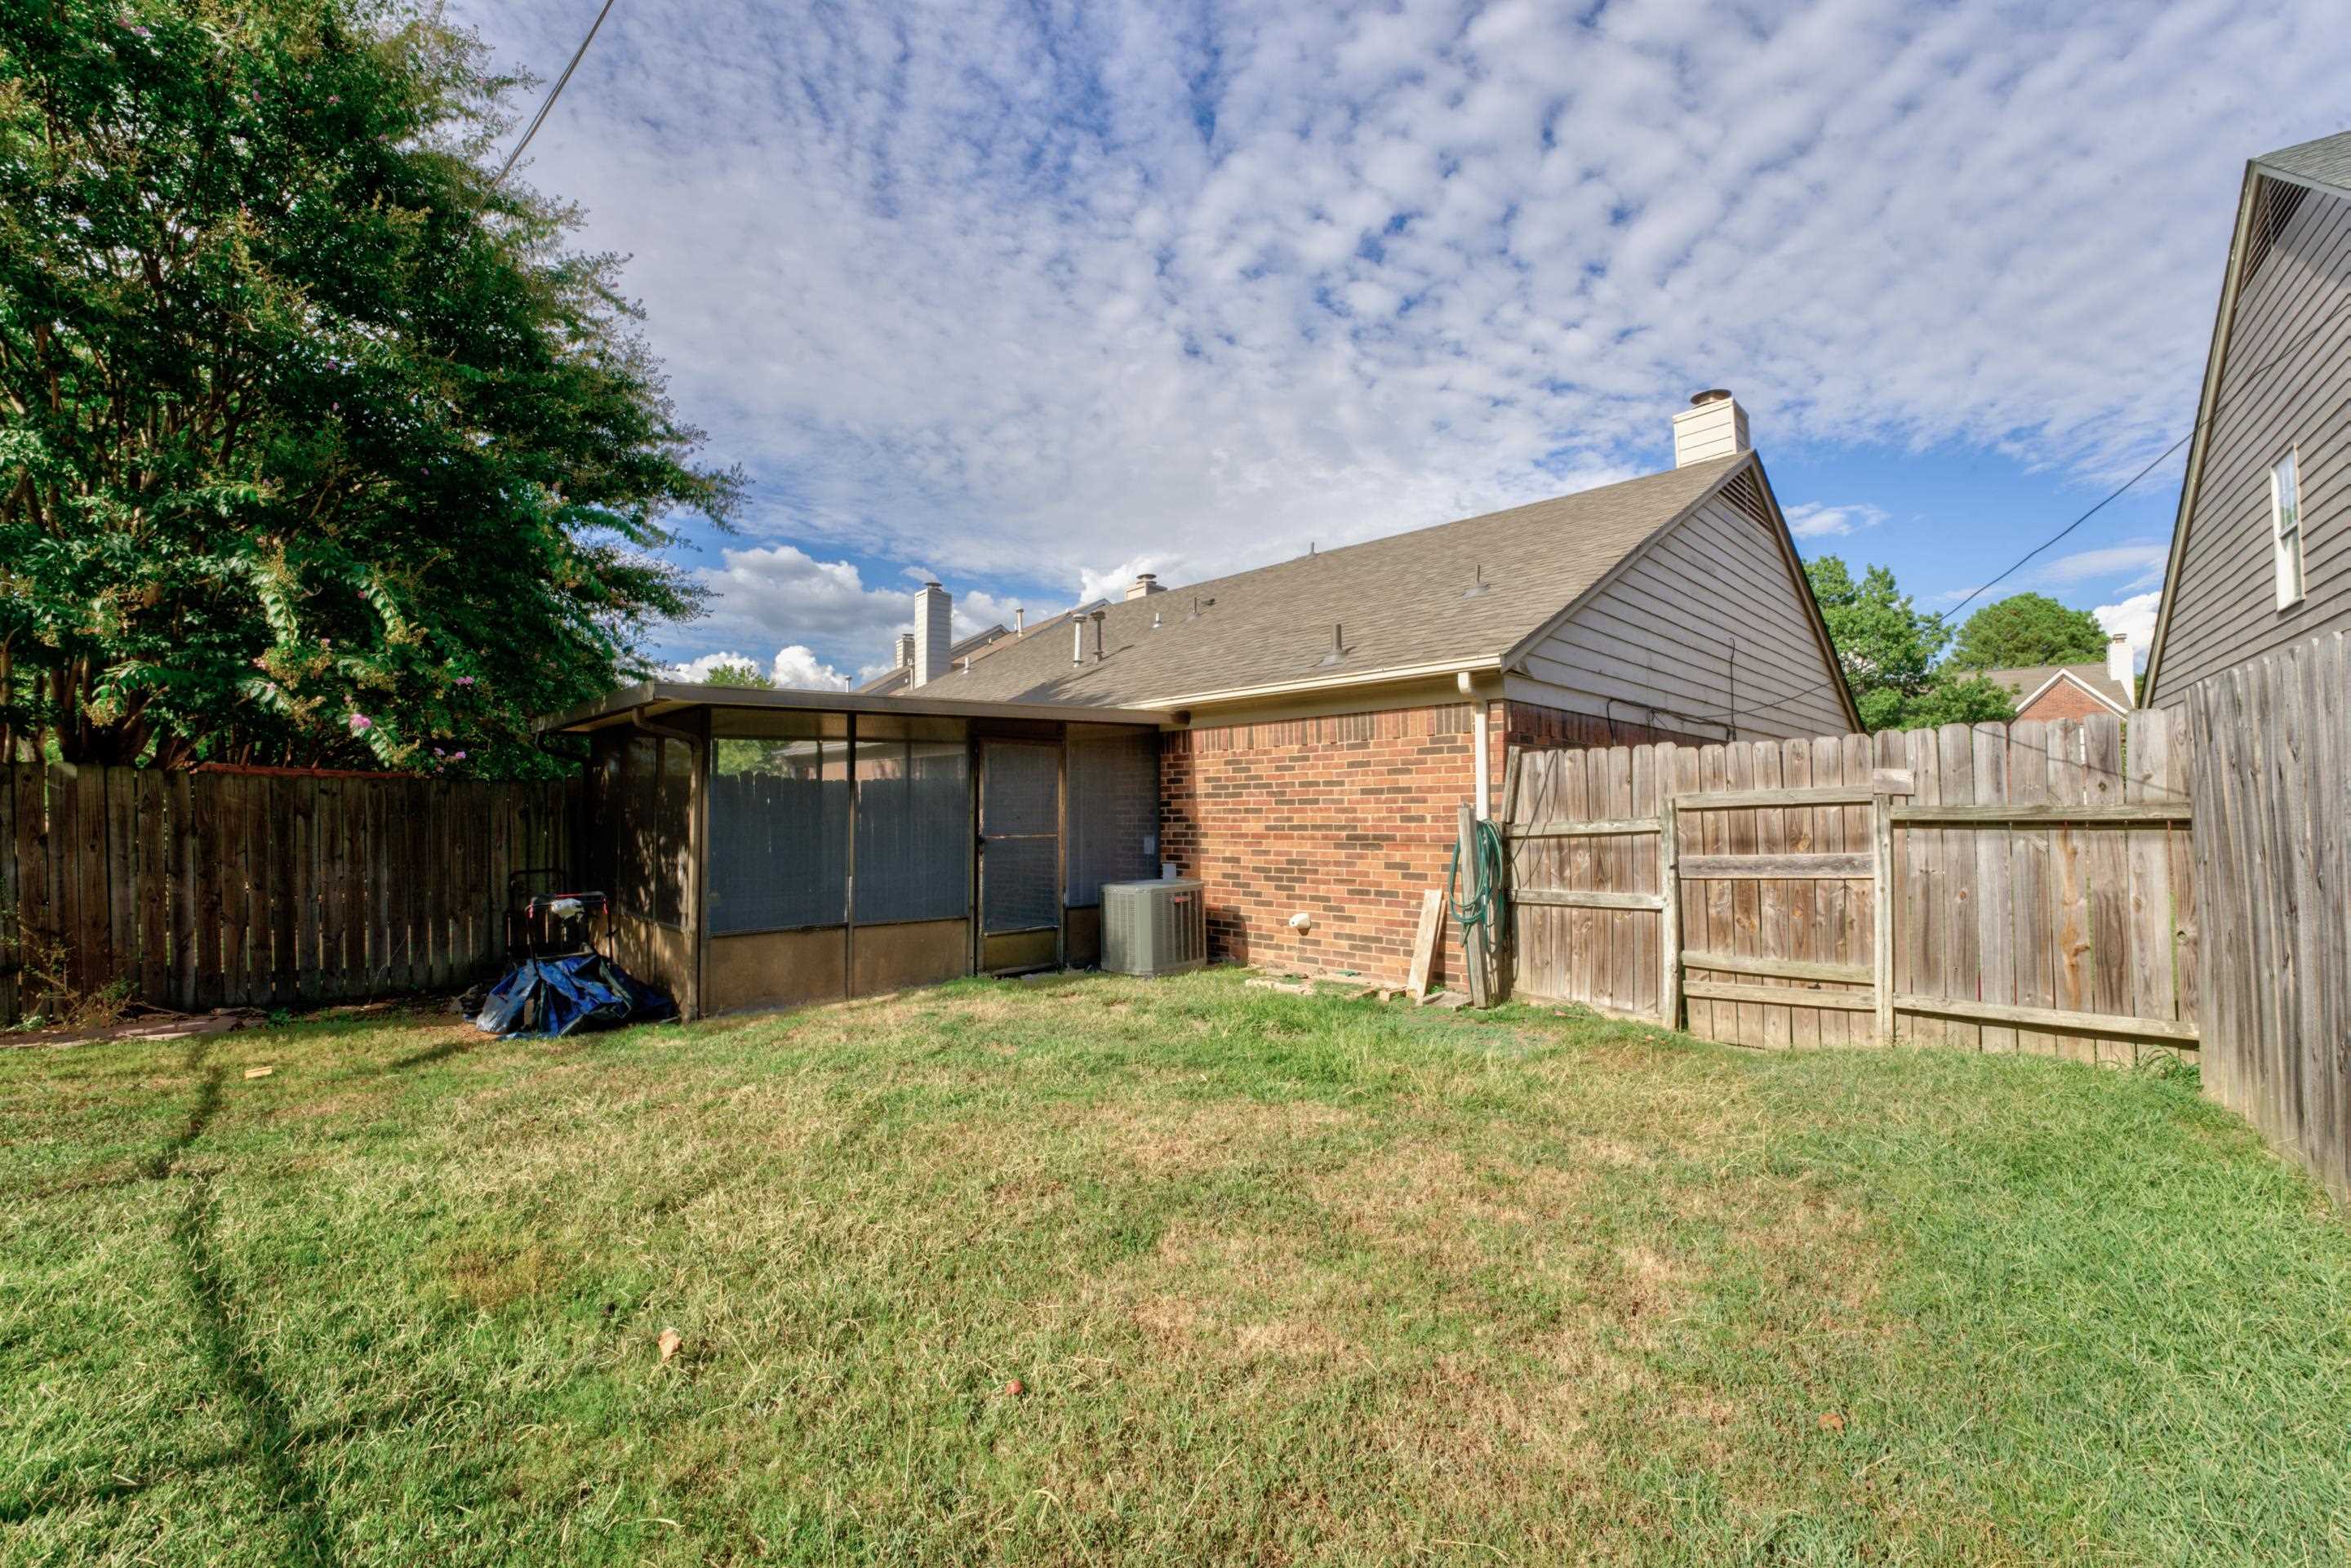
1444,815,1510,953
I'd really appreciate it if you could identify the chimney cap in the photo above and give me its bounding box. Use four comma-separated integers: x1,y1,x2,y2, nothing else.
1690,389,1733,406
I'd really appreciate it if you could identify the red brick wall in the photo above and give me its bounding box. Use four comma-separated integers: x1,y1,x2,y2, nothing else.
1160,704,1478,985
2015,680,2124,724
1158,698,1718,988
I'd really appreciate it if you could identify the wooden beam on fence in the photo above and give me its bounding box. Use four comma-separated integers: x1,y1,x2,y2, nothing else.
1657,798,1681,1029
1891,993,2200,1044
1680,949,1872,985
1676,784,1891,810
1506,815,1660,838
1513,888,1668,912
1890,802,2193,825
1871,793,1895,1043
1678,851,1874,880
1687,979,1876,1012
1455,803,1494,1009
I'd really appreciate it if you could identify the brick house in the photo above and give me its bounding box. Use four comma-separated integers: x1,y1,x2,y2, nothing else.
1980,637,2135,724
894,392,1861,988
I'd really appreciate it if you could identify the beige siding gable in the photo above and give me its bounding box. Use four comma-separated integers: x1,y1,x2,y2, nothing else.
1513,492,1852,739
2147,175,2351,703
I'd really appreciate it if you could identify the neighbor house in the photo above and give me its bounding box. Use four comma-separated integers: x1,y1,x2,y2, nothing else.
2141,128,2351,712
1980,634,2135,722
895,391,1860,986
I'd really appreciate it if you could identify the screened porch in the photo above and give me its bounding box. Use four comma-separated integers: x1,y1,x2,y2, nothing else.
541,683,1169,1017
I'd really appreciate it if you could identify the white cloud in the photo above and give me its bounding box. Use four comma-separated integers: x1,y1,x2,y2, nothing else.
768,646,854,691
1784,501,1889,540
664,646,854,691
457,0,2351,670
2033,541,2169,590
688,544,913,654
2095,590,2162,673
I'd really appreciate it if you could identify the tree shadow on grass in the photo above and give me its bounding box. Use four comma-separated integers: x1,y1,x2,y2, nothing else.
155,1040,344,1567
386,1033,479,1073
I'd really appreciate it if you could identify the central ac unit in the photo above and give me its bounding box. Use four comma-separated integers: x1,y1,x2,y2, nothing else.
1100,878,1207,977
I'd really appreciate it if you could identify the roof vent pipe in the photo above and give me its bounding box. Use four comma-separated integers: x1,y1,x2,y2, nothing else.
1464,565,1491,599
1072,620,1085,664
1318,623,1344,667
1015,606,1026,636
1090,609,1108,662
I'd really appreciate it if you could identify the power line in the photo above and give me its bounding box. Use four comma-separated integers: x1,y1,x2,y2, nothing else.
494,0,619,185
1656,296,2351,730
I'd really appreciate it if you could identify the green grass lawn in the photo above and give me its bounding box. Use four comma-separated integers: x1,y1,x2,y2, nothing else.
4,971,2349,1566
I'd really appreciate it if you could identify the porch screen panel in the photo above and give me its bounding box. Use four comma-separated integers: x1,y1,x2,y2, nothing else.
1065,728,1160,905
707,736,848,933
853,737,970,924
981,741,1060,932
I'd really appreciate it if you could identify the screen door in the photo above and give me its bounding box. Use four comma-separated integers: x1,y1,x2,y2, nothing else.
978,740,1061,971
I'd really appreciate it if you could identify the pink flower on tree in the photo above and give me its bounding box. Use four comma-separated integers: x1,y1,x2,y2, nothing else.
347,713,372,735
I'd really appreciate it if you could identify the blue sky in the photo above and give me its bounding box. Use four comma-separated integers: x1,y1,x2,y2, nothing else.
451,0,2348,688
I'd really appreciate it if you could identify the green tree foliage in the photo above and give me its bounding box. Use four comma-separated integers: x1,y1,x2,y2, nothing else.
1949,593,2109,671
0,1,740,773
698,662,774,689
1805,556,2017,732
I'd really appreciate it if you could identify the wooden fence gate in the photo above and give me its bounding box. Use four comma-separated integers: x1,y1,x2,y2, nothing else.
1501,711,2198,1060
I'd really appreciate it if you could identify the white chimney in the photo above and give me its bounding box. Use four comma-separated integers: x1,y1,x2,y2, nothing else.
894,632,915,671
911,581,951,688
2108,631,2134,689
1125,573,1165,600
1671,389,1750,468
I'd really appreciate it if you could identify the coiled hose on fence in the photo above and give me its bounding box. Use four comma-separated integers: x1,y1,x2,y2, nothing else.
1444,815,1510,957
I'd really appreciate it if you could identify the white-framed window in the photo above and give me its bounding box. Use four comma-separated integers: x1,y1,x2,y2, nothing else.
2272,449,2305,609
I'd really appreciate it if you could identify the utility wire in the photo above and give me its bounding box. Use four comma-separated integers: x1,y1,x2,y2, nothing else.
494,0,619,184
1656,296,2351,730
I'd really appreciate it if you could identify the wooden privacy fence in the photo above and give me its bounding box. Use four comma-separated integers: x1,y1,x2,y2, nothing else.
0,765,577,1024
2187,628,2351,1202
1500,709,2198,1061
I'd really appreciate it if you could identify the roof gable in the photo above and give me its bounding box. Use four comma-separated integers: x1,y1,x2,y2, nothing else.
1984,664,2131,716
2143,137,2351,704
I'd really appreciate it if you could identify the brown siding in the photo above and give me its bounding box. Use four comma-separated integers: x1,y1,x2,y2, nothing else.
2154,178,2351,700
1515,495,1853,739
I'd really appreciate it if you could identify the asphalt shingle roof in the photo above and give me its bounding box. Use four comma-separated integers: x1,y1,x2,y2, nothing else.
902,455,1746,708
2258,129,2351,196
1981,664,2132,713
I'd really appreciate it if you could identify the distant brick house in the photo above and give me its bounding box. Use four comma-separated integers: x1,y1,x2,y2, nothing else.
881,391,1860,988
1980,639,2135,723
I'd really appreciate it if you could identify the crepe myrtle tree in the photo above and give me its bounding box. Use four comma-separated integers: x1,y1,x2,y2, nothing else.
0,0,740,774
1804,557,2015,733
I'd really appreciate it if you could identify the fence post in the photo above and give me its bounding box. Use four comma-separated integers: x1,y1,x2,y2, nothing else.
1872,793,1895,1043
1658,797,1681,1028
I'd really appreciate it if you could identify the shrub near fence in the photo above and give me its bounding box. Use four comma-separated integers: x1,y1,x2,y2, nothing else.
0,765,577,1025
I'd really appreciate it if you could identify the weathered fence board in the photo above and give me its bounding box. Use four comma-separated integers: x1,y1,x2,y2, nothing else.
1504,711,2198,1063
2189,628,2351,1202
0,765,578,1024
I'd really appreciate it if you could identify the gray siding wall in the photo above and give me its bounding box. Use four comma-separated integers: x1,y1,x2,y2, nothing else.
2153,179,2351,700
1513,494,1853,740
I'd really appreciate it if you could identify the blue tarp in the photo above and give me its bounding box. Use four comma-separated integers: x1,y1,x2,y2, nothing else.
473,953,676,1038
